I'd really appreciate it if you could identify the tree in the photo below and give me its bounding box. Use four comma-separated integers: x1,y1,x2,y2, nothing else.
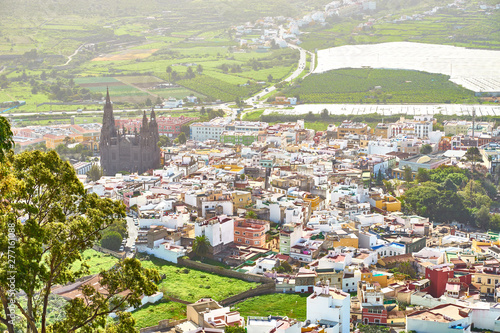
158,136,171,147
225,324,245,333
101,231,122,251
420,144,432,154
475,206,491,229
376,169,383,185
403,166,413,183
0,150,159,333
246,210,257,219
0,116,13,162
197,64,203,74
321,108,329,120
192,236,211,259
267,74,273,82
166,66,172,82
465,147,483,195
177,132,187,144
87,164,103,182
185,67,195,79
416,168,430,183
145,98,152,106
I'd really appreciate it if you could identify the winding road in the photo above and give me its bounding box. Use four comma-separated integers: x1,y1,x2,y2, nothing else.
56,43,86,67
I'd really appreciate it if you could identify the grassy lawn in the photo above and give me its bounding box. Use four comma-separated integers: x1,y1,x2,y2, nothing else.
71,249,119,275
131,300,186,329
242,109,265,121
233,293,309,321
138,255,258,303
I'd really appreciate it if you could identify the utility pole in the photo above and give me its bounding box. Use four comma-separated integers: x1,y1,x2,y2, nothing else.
472,108,476,144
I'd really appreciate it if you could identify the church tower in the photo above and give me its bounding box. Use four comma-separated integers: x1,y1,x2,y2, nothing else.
99,90,161,176
100,88,117,175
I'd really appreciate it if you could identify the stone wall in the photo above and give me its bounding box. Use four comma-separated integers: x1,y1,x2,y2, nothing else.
92,245,126,259
177,258,274,284
219,283,276,306
139,319,187,333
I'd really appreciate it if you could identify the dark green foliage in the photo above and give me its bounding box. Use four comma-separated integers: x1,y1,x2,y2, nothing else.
420,144,432,154
192,236,211,259
0,116,13,161
101,231,123,251
226,325,245,333
283,69,476,104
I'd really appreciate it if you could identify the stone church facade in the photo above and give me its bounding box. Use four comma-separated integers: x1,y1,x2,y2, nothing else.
100,90,160,176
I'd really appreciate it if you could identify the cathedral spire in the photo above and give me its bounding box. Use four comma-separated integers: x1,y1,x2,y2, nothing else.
105,87,111,106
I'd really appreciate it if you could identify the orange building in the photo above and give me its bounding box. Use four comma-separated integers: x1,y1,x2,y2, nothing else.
234,218,270,247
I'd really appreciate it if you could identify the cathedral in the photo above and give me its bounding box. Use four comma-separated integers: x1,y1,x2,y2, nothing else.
100,89,161,176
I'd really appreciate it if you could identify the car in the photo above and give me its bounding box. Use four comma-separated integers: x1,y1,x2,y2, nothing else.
119,246,124,252
62,112,67,115
131,245,136,251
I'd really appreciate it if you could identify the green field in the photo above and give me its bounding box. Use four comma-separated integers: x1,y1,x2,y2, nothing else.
131,300,186,329
284,68,477,104
139,256,258,303
234,293,309,321
71,249,119,275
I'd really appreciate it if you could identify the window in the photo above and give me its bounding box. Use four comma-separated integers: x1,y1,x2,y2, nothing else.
254,233,259,237
255,241,260,245
235,231,240,235
245,240,250,244
478,278,482,283
488,279,492,285
237,238,242,242
376,298,380,302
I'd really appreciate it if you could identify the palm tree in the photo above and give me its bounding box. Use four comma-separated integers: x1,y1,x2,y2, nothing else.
246,210,257,219
192,235,211,259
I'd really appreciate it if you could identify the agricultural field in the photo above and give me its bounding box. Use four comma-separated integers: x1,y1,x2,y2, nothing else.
284,68,477,104
139,256,258,303
233,293,309,321
300,5,500,52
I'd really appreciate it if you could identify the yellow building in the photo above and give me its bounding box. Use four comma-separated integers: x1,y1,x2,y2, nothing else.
472,272,500,296
370,193,401,212
330,234,359,248
231,190,252,213
361,269,395,288
302,193,322,210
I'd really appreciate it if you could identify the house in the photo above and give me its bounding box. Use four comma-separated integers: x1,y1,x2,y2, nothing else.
187,298,244,329
406,303,472,333
358,281,387,325
307,284,350,333
234,218,269,248
195,216,234,253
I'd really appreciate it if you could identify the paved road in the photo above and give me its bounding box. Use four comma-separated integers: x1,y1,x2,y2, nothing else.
125,216,138,256
243,28,315,109
56,43,86,67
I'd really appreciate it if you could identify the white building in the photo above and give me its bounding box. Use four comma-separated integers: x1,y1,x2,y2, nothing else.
406,303,472,333
189,117,231,142
307,285,350,333
195,216,234,247
414,121,433,139
138,239,187,264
